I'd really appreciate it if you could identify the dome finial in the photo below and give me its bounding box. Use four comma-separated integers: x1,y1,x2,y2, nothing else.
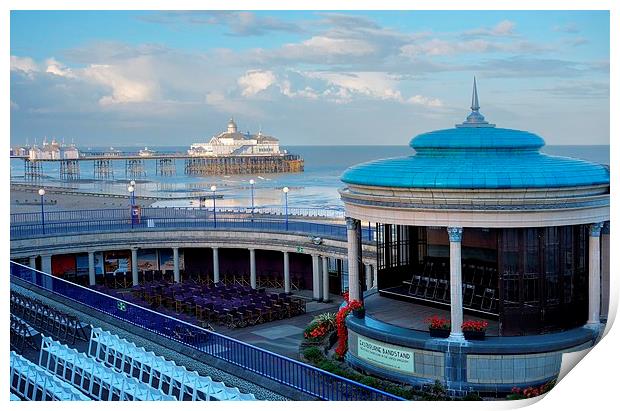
471,76,480,112
456,76,495,128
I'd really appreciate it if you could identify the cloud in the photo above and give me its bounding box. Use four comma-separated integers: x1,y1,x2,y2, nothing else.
407,95,443,107
463,20,516,38
10,56,39,75
82,63,159,105
45,58,75,78
237,70,277,97
139,11,303,36
401,37,551,58
533,81,609,98
553,22,580,33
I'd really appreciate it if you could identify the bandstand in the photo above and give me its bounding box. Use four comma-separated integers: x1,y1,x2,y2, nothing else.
339,80,610,395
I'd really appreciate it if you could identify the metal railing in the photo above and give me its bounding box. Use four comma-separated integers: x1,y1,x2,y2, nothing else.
10,207,373,242
10,262,402,401
11,206,344,223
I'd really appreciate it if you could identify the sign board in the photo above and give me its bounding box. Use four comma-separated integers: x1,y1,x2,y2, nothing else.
357,336,414,373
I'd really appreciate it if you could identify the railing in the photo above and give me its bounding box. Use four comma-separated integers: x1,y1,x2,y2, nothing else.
10,262,402,401
10,207,374,242
11,206,344,223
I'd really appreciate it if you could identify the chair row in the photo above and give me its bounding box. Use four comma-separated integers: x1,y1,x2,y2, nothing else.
88,327,256,401
39,336,176,401
10,351,91,401
10,313,40,353
10,291,91,344
405,276,499,313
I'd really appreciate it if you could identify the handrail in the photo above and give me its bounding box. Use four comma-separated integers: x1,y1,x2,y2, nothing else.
10,207,375,242
11,205,345,223
10,262,402,401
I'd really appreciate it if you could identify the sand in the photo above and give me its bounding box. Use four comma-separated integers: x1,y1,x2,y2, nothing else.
10,185,156,213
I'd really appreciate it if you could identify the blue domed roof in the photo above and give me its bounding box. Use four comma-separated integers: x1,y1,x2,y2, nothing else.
341,80,609,190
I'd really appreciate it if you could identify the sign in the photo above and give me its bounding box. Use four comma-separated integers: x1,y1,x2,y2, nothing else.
357,336,414,373
296,246,304,253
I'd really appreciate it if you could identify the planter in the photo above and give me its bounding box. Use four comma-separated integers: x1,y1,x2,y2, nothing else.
463,330,486,340
352,309,365,319
429,328,450,338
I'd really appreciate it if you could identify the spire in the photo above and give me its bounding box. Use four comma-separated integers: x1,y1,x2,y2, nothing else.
471,76,480,112
456,76,495,128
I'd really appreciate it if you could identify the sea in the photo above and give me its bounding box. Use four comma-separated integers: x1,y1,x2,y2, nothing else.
9,145,610,210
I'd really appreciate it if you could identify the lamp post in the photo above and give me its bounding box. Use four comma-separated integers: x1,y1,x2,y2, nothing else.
38,188,46,234
128,185,135,228
283,187,289,231
129,180,136,206
249,179,255,221
211,185,217,228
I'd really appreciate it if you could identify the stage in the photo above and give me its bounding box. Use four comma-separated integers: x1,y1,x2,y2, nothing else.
364,291,500,336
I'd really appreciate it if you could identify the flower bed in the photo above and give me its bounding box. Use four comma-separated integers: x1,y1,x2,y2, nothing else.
506,380,555,400
304,312,336,342
335,293,363,358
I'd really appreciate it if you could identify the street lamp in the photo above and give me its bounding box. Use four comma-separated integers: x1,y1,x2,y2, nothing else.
211,185,217,228
38,188,46,234
249,179,255,219
282,187,289,231
128,184,135,207
128,185,135,228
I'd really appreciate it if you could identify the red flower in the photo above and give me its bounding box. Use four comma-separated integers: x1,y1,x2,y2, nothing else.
333,297,364,357
462,320,489,332
426,315,450,330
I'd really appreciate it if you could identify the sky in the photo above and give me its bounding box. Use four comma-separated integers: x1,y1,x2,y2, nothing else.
9,10,610,146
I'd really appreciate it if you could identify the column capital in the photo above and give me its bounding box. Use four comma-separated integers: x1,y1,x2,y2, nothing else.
346,217,359,230
447,226,463,242
212,246,219,250
589,222,604,237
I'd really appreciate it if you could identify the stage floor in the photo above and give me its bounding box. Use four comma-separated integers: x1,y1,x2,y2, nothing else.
365,292,500,336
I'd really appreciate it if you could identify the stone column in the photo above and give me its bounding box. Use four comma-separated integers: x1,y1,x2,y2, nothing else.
587,222,603,325
372,264,378,290
41,254,52,274
131,248,139,286
40,254,53,291
29,256,37,269
365,263,372,290
601,222,610,320
312,254,321,300
322,256,330,302
213,247,220,284
283,251,291,294
249,248,257,289
346,217,361,301
88,251,96,286
447,227,464,339
173,247,180,283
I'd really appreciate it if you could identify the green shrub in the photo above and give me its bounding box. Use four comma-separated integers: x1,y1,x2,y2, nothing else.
420,380,449,401
303,347,325,364
463,392,482,401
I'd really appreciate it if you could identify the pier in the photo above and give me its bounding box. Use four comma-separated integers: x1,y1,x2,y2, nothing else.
11,152,304,180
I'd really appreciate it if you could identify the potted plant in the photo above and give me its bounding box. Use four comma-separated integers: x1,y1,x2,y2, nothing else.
462,320,488,340
427,315,450,338
349,300,365,319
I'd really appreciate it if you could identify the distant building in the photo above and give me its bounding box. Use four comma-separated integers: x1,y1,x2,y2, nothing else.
10,146,28,156
188,118,281,157
139,147,156,157
28,139,80,160
61,145,80,159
